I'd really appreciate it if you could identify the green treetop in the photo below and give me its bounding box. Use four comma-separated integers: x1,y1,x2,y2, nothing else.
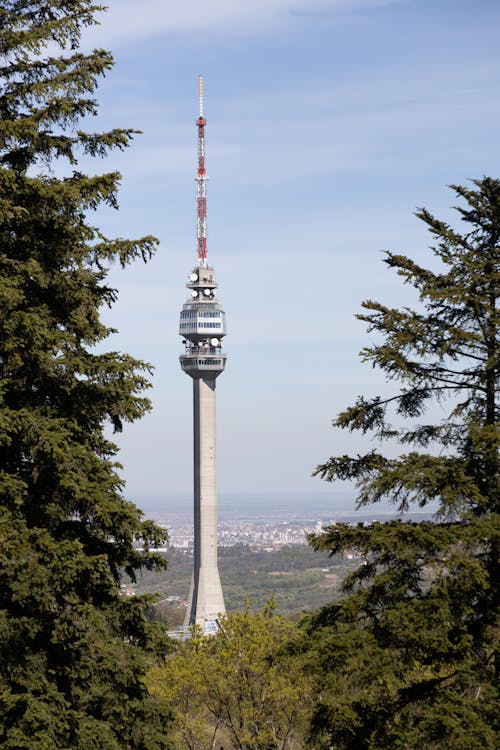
306,179,499,749
149,603,312,750
0,3,170,747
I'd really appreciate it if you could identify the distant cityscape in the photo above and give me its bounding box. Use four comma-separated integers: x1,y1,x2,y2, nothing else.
142,509,436,553
121,509,437,601
159,517,327,551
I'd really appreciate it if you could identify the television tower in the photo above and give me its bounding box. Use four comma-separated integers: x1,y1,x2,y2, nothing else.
179,76,226,634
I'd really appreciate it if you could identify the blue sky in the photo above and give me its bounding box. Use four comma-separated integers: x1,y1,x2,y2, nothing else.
75,0,500,510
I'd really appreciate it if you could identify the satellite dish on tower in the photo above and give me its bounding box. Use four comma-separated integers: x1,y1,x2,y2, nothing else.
191,290,198,297
210,338,219,346
189,272,198,281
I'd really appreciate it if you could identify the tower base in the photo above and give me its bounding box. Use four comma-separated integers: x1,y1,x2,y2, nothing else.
184,564,225,634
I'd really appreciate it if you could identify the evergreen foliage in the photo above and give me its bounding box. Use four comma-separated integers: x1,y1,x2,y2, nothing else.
0,3,170,746
306,180,499,749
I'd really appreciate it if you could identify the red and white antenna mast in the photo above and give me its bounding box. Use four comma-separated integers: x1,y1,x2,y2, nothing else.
196,75,208,267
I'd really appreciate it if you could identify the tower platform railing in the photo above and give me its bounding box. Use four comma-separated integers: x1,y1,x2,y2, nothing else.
182,346,225,356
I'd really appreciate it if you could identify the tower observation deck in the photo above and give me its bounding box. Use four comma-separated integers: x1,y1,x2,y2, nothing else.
179,77,226,634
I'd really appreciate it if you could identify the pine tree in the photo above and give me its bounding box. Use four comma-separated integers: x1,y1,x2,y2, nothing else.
306,179,499,749
0,3,171,747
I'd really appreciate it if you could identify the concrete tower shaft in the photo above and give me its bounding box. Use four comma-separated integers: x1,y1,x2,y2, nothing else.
187,376,225,627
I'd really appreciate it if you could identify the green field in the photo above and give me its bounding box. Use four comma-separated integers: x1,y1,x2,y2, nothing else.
130,544,362,625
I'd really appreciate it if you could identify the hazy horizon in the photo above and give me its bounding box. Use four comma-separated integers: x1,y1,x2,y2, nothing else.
136,490,438,521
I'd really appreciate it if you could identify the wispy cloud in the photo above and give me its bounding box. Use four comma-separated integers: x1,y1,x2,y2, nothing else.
81,67,500,188
89,0,403,44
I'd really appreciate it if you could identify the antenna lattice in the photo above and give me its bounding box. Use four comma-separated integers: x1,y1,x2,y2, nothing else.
196,75,207,266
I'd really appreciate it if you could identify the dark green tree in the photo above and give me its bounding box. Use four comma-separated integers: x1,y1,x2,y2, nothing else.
0,3,171,747
306,179,499,749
